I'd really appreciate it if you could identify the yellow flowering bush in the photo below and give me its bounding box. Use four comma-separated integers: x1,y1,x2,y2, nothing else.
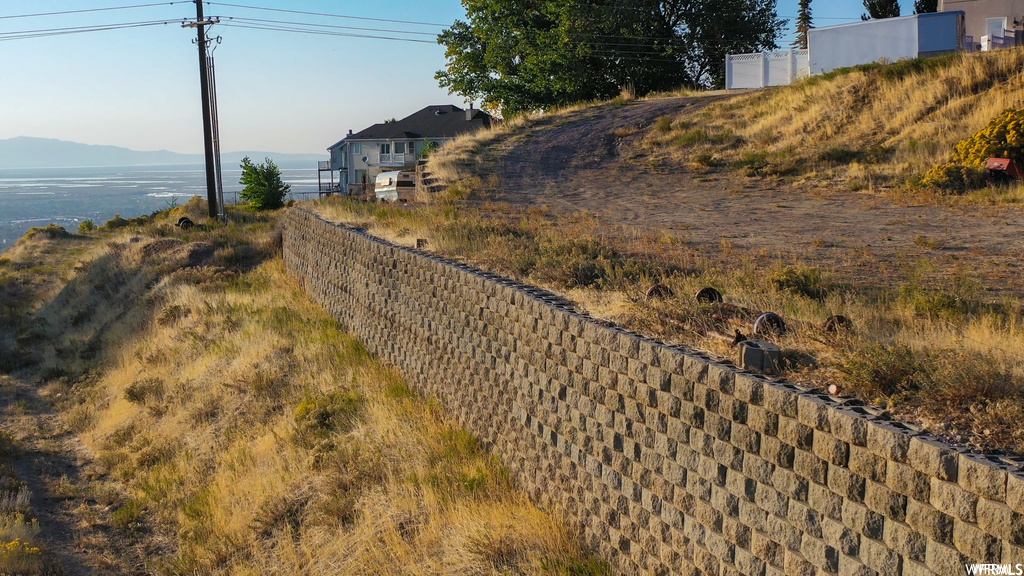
921,162,985,194
0,537,43,573
923,108,1024,192
952,108,1024,165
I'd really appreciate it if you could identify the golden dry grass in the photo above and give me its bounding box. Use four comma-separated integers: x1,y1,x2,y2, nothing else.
308,197,1024,454
0,203,602,575
650,50,1024,194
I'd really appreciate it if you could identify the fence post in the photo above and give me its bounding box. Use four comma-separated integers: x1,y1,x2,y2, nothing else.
761,53,768,89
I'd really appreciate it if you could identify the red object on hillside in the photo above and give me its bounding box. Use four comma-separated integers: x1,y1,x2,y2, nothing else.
985,158,1024,179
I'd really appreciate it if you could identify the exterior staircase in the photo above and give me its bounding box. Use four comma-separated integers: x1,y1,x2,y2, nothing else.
415,158,446,198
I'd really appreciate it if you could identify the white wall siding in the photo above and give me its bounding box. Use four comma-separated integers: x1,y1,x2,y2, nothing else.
808,17,919,75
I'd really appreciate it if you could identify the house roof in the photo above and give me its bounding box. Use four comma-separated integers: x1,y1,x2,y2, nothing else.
328,105,492,149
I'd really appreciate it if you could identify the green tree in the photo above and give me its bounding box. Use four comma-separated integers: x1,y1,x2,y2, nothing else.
862,0,900,20
792,0,812,49
914,0,938,13
239,156,290,210
436,0,785,116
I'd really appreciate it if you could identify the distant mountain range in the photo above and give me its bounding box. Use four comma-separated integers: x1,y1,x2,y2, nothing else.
0,137,325,169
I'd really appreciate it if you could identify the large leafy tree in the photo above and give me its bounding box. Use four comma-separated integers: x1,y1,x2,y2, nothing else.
862,0,900,20
239,157,290,211
436,0,785,116
792,0,812,49
914,0,938,13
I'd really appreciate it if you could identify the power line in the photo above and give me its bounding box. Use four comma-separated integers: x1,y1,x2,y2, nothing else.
215,14,787,48
216,22,437,43
222,16,440,37
205,1,446,27
0,2,190,20
214,21,707,62
0,20,177,42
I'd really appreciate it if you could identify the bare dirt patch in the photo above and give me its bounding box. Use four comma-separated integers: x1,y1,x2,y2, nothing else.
475,96,1024,299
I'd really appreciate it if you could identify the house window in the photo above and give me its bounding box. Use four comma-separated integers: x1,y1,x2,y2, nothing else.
380,143,391,155
394,142,406,154
351,143,361,154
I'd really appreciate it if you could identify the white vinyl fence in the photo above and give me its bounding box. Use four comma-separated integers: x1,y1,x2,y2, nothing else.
725,49,810,89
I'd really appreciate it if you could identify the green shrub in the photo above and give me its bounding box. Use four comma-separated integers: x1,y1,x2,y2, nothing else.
816,147,860,164
772,265,830,300
676,128,709,146
22,224,69,241
733,151,770,171
693,153,716,167
111,499,144,531
654,116,673,133
239,157,290,211
103,215,130,230
840,343,919,399
293,390,363,446
78,220,96,233
531,236,653,289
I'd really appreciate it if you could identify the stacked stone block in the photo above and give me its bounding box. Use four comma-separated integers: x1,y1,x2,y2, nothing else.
283,208,1024,576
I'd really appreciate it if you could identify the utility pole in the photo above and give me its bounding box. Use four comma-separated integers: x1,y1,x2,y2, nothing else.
186,0,219,220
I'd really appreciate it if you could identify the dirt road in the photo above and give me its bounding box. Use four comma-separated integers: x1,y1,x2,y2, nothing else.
478,96,1024,297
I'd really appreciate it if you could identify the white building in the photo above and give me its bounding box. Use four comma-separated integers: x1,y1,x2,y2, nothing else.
324,105,492,195
807,11,965,75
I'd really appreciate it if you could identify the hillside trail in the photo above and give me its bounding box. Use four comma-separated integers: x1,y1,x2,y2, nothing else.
1,366,174,575
473,95,1024,297
0,373,155,575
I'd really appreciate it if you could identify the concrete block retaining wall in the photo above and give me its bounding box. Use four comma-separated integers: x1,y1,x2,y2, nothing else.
283,207,1024,576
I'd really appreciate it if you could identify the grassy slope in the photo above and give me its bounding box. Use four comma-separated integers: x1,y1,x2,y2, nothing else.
317,52,1024,454
650,50,1024,199
0,201,601,575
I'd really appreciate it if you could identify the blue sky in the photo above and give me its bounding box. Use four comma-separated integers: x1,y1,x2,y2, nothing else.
0,1,918,154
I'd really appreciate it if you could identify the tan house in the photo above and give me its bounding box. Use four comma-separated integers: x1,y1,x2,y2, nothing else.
940,0,1024,47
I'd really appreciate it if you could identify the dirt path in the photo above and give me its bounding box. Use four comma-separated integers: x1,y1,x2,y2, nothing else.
0,373,155,575
477,96,1024,297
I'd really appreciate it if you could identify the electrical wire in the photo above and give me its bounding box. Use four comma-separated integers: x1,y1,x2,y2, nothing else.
0,20,178,42
221,16,440,36
205,1,447,27
214,15,782,48
215,22,437,43
214,20,748,53
214,21,715,62
0,2,821,52
0,2,190,20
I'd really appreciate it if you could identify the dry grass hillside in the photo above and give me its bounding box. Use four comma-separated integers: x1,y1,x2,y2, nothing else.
651,49,1024,197
0,201,602,575
322,50,1024,456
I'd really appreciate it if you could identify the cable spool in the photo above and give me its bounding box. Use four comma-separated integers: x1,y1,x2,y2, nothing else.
753,312,786,336
822,315,853,333
695,287,723,304
646,283,674,299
